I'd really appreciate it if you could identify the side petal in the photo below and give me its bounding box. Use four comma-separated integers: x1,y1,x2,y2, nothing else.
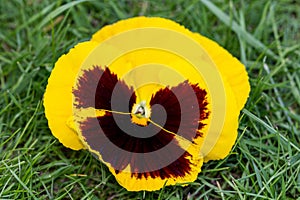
190,35,250,161
197,78,240,162
192,33,250,110
44,41,98,150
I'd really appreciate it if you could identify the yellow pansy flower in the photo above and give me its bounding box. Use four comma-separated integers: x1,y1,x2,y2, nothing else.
44,17,250,191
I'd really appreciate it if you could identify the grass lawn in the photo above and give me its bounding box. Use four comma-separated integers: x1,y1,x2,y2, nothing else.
1,0,299,199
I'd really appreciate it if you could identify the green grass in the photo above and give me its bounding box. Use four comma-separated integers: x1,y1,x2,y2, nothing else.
1,0,299,199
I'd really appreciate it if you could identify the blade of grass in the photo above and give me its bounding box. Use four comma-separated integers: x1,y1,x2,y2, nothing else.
243,109,300,152
200,0,278,60
37,0,92,30
2,161,38,199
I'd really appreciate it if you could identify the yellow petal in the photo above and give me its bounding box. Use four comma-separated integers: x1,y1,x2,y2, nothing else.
192,34,250,110
44,41,98,150
196,77,240,162
92,16,249,106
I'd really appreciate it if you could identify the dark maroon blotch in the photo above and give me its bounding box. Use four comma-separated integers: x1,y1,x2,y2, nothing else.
75,66,209,179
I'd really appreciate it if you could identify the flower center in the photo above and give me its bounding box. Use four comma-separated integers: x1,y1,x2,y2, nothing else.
131,100,151,126
135,105,146,116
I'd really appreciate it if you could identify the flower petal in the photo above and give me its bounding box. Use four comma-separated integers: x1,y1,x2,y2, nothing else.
192,34,250,110
196,78,240,162
44,41,98,150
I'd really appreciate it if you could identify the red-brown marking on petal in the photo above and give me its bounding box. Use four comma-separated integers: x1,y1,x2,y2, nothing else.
80,115,193,179
73,66,136,111
128,151,193,179
150,81,209,141
74,66,209,179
